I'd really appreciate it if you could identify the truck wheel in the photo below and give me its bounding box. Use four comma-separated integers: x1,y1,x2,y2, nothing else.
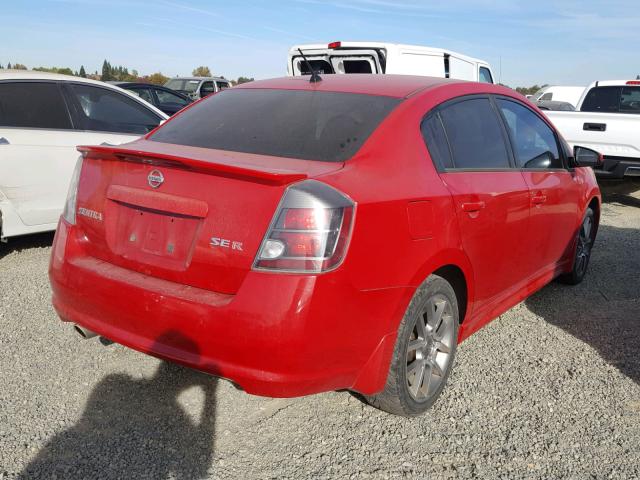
365,275,459,416
559,207,596,285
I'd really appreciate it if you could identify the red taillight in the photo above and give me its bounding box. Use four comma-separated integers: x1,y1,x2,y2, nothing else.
254,181,355,273
626,80,640,85
328,41,342,49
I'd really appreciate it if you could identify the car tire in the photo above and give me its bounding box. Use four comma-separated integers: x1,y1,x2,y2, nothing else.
559,207,596,285
365,274,459,417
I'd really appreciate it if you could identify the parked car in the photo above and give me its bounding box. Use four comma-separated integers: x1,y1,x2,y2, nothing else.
50,74,601,417
536,100,575,111
288,41,495,83
111,82,192,116
530,85,585,108
164,77,231,100
545,80,640,179
0,70,168,241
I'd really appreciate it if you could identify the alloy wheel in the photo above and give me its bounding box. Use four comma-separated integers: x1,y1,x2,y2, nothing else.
575,214,593,277
405,294,456,401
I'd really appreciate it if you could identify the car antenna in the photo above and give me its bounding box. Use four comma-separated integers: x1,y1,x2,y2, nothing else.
298,48,322,83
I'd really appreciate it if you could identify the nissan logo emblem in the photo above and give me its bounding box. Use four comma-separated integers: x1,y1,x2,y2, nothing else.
147,169,164,188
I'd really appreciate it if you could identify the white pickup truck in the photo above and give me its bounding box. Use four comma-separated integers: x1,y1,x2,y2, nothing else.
545,80,640,179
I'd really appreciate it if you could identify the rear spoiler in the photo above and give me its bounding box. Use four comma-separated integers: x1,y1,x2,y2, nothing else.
77,145,308,186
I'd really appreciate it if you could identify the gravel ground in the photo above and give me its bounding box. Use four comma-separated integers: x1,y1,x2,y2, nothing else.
1,192,639,479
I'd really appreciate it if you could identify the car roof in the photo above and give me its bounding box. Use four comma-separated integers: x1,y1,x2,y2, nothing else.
234,74,467,98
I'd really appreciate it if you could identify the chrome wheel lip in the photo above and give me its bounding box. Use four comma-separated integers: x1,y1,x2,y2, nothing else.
405,294,455,402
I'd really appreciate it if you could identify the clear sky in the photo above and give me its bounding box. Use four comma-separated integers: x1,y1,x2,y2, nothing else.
2,0,638,87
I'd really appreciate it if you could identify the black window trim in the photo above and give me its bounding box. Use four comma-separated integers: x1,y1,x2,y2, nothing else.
0,79,76,132
491,94,570,172
60,81,163,135
421,93,517,173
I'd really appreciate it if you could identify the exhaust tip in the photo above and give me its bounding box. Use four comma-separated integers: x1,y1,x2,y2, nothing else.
74,325,98,339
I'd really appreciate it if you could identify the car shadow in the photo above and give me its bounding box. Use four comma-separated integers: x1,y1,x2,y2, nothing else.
0,231,55,260
18,331,218,479
525,223,640,385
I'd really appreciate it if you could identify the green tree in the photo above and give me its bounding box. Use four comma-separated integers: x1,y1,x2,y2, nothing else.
235,76,254,85
101,60,112,81
7,62,11,69
13,63,27,70
192,66,212,77
79,65,86,77
145,72,169,85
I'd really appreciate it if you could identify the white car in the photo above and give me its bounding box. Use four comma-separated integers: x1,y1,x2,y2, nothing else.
288,41,495,83
0,70,168,240
545,80,640,179
530,85,586,109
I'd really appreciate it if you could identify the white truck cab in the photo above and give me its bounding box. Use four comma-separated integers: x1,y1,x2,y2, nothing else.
545,79,640,179
288,41,495,83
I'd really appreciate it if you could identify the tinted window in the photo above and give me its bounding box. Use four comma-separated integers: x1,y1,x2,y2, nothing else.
620,87,640,114
343,60,373,74
150,89,400,162
581,87,620,113
540,92,553,101
200,81,215,97
479,67,493,84
215,81,230,91
438,98,510,169
155,89,189,106
165,79,199,93
497,99,561,169
66,84,161,134
0,82,72,129
129,87,153,104
298,59,334,75
421,113,453,169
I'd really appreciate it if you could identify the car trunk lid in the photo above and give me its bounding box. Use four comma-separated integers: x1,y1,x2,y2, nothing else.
74,140,344,294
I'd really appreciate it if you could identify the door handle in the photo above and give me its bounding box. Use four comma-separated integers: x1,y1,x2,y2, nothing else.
461,201,485,212
0,137,9,145
583,122,606,132
531,194,547,205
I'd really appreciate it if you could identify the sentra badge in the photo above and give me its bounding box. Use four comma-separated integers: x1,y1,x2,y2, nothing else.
78,207,103,221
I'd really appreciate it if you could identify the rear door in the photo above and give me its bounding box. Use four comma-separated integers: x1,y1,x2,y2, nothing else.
422,96,530,317
495,97,581,274
0,81,77,229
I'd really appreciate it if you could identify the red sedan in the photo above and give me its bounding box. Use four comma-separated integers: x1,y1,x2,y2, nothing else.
49,74,601,416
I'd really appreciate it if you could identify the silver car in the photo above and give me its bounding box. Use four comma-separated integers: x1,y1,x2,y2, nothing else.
164,76,230,100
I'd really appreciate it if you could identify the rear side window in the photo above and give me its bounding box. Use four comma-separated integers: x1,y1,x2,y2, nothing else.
581,87,620,113
479,67,493,84
343,60,373,74
437,98,510,169
297,59,334,75
0,82,72,129
66,84,161,134
421,114,453,169
497,99,562,169
150,89,400,162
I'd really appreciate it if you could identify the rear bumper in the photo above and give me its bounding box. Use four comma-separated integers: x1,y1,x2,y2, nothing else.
49,220,412,397
595,156,640,179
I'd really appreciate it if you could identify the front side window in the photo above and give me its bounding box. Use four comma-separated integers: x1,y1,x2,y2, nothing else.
479,67,493,84
540,92,553,101
165,79,199,93
66,84,161,134
0,82,72,129
215,81,230,91
437,98,510,169
150,89,400,162
497,99,562,169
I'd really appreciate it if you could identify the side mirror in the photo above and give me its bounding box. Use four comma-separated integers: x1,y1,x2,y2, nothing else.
572,146,603,168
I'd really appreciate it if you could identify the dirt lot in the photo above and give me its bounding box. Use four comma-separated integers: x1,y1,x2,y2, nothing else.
1,192,639,479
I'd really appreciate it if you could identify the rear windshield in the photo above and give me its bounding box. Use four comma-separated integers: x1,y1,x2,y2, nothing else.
150,89,401,162
581,86,640,114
